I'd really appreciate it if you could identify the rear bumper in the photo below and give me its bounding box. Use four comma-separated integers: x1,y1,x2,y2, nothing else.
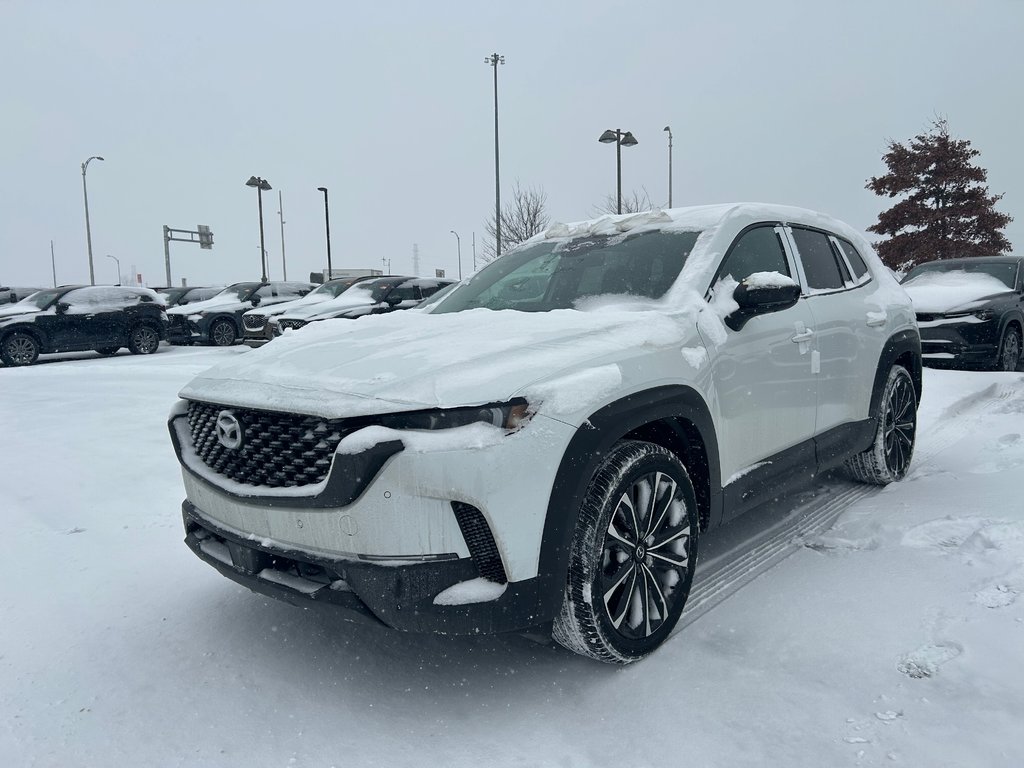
182,502,548,634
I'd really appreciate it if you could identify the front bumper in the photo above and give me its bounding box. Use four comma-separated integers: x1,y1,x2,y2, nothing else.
170,405,577,633
918,317,999,367
183,503,548,634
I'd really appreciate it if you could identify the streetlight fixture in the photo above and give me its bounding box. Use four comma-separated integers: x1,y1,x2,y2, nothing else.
317,187,333,280
597,129,638,215
106,254,121,285
450,230,462,280
81,155,105,285
484,52,505,257
663,126,674,208
245,176,272,283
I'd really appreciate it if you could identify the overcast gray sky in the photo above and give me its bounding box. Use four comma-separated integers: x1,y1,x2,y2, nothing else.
2,0,1022,288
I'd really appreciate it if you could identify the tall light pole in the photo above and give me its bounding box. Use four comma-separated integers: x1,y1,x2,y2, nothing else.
106,254,121,285
663,126,674,208
317,187,332,280
598,129,638,215
51,240,57,288
245,176,272,283
484,52,505,257
81,155,104,285
450,230,462,279
277,190,288,281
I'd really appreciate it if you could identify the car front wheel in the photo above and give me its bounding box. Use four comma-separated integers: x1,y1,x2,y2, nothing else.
845,364,917,484
553,440,699,664
993,325,1021,372
127,325,160,355
1,332,41,366
209,319,237,347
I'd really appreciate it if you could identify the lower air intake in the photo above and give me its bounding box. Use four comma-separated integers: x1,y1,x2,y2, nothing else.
451,502,508,584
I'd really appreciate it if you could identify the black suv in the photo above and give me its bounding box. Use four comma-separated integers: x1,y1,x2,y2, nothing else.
165,281,315,346
0,285,167,366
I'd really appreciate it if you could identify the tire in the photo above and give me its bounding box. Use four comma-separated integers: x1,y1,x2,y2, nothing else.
1,332,40,366
209,319,237,347
992,325,1021,372
96,347,120,356
127,324,160,355
552,440,700,664
845,365,917,485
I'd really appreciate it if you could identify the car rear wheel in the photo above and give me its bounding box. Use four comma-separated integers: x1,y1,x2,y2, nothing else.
845,365,917,484
1,332,40,366
127,325,160,355
552,440,699,664
210,319,237,347
993,326,1021,372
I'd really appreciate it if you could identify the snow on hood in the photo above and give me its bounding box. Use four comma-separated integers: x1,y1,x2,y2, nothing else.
179,304,703,419
277,285,383,320
166,294,247,316
903,271,1014,313
0,303,44,319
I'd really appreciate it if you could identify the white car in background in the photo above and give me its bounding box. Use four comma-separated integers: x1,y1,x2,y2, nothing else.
169,203,921,663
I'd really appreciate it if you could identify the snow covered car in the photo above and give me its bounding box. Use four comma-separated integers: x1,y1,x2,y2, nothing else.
168,204,922,663
1,285,166,366
901,255,1024,371
241,276,378,347
165,281,315,346
271,276,454,334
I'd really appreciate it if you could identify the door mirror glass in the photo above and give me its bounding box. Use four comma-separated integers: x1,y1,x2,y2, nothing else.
726,275,801,331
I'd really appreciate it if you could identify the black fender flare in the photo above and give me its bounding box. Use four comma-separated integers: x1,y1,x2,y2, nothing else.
869,329,923,418
533,385,721,621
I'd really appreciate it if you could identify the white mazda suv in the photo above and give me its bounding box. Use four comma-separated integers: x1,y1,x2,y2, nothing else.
168,203,921,663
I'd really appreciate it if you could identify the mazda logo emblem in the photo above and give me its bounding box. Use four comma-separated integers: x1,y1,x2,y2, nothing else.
215,410,244,450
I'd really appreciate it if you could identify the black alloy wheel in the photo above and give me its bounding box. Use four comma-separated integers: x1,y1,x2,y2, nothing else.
1,332,40,366
846,365,917,485
995,326,1021,372
553,440,699,663
128,325,160,355
210,319,237,347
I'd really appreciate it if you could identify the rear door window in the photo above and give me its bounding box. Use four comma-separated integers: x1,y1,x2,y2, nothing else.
790,227,844,291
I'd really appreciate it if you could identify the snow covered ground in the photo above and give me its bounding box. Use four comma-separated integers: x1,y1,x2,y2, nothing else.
2,346,1023,767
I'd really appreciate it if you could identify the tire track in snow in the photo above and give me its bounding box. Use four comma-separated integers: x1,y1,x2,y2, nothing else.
677,382,1013,631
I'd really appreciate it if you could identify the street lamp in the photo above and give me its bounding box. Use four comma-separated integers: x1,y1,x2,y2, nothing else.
484,52,505,257
81,155,105,285
663,126,674,208
245,176,272,283
106,254,121,285
317,187,333,280
450,230,462,280
598,129,638,215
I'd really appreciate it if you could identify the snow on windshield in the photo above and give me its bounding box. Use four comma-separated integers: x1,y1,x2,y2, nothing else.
902,270,1012,313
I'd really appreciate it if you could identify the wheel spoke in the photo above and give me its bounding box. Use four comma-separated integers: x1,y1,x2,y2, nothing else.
641,564,669,627
617,492,641,542
644,473,677,540
604,565,638,630
649,522,691,552
649,548,689,569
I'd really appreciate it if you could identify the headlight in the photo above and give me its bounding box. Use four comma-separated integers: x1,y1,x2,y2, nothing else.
972,309,996,321
378,400,531,432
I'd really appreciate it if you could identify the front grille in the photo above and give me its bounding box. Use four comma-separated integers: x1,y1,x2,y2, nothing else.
278,318,307,331
186,400,363,488
451,502,507,583
916,313,939,323
243,314,266,330
168,315,188,330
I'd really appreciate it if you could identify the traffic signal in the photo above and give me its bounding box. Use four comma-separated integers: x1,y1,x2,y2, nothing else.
197,224,214,249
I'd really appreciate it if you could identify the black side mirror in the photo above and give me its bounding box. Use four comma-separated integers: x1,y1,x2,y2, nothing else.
56,301,70,315
250,295,261,307
726,280,801,331
385,294,403,306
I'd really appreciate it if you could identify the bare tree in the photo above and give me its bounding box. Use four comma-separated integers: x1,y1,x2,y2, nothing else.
480,182,550,264
592,187,654,216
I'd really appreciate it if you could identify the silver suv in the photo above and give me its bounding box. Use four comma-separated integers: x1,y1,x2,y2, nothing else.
169,204,921,663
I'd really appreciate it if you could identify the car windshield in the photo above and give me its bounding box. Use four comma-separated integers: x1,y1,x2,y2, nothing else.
312,279,363,298
342,279,402,303
903,261,1018,290
214,284,259,302
17,288,65,309
431,230,701,314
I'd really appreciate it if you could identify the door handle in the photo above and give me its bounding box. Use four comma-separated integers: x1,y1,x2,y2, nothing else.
791,329,814,343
